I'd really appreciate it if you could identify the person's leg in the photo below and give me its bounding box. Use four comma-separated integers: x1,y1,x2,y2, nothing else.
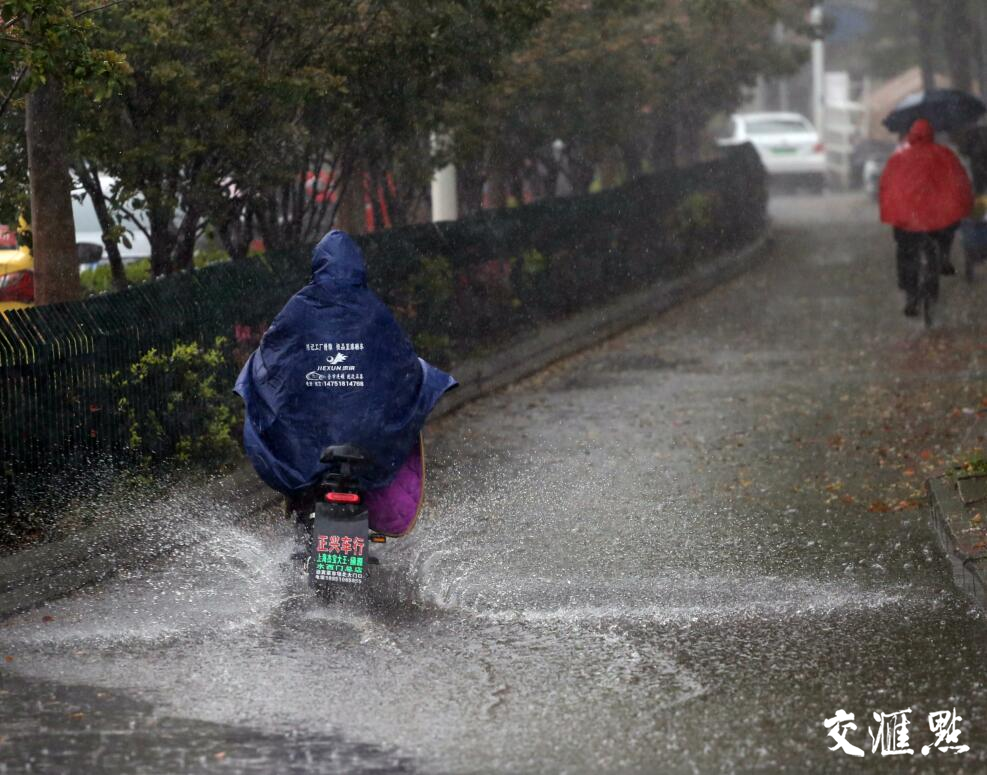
894,229,908,290
921,232,941,300
285,491,316,557
894,228,921,314
933,224,959,274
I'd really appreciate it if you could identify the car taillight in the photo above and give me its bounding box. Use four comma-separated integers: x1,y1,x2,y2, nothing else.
0,270,34,304
813,142,825,153
325,491,361,504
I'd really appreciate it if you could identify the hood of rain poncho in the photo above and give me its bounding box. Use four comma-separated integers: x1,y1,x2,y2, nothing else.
234,230,457,494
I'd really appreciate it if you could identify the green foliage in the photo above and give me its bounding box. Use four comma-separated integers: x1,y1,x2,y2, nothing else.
408,255,454,308
664,191,718,249
115,337,240,466
32,0,550,274
955,450,987,479
447,0,804,195
80,258,151,295
3,0,789,274
865,1,985,94
79,249,232,295
411,332,453,365
520,248,549,277
0,1,129,115
0,2,128,238
398,254,454,363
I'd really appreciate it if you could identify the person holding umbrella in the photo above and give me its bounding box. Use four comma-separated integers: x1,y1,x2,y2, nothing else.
879,118,974,317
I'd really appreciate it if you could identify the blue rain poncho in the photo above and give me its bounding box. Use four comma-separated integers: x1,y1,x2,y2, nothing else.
234,230,456,494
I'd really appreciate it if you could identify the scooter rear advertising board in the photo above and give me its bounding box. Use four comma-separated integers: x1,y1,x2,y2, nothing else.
309,504,370,586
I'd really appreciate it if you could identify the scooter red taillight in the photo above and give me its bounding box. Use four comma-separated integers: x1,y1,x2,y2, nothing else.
0,270,34,304
325,491,361,504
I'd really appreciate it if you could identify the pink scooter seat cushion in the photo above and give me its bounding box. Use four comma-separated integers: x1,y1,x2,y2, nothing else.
363,436,425,536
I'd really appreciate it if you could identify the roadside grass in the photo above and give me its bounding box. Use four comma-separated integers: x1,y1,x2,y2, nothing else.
80,248,233,296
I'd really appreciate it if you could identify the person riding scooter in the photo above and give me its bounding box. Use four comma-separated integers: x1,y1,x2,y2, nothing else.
234,229,457,538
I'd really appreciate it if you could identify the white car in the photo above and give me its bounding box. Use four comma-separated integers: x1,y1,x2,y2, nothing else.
717,112,827,191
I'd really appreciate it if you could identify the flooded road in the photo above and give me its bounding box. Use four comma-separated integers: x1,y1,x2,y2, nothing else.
3,193,987,773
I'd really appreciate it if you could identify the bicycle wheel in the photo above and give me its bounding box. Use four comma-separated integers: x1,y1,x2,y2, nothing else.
919,235,939,328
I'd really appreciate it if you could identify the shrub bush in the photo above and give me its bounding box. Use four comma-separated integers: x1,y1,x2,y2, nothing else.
115,337,241,466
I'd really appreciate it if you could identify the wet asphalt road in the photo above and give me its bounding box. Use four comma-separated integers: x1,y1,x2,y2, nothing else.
2,193,987,773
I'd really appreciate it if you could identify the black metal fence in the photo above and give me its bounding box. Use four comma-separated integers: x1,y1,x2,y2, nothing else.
0,146,766,533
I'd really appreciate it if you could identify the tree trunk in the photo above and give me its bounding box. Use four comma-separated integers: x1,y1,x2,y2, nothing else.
218,201,252,262
485,166,508,209
333,166,365,235
457,160,486,215
148,210,175,277
25,80,81,305
173,203,200,272
76,161,128,292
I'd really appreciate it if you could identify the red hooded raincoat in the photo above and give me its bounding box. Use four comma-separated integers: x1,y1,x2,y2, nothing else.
879,119,973,233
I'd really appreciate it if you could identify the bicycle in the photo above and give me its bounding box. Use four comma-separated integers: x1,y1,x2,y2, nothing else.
914,234,942,328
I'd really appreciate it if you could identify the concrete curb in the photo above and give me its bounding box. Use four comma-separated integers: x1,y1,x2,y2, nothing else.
928,475,987,608
432,231,772,420
0,232,770,620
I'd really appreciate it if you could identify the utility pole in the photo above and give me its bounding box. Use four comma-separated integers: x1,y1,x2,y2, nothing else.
430,134,458,222
913,0,936,92
979,0,987,98
775,21,790,111
809,4,826,132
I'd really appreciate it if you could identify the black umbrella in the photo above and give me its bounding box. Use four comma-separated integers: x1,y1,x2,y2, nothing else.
883,89,986,134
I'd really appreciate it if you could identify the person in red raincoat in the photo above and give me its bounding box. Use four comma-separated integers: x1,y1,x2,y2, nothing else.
880,118,974,316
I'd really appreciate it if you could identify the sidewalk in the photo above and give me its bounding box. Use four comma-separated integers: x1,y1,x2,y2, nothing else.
0,231,769,619
929,473,987,608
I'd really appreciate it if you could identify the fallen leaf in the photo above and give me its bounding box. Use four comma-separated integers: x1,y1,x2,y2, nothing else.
3,656,12,663
868,501,892,513
841,494,856,505
41,615,54,624
903,468,916,477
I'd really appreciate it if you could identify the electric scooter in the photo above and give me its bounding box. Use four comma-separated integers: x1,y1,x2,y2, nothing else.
297,444,383,592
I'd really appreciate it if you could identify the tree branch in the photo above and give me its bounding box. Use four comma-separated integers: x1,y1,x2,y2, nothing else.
0,66,27,119
1,13,24,32
74,0,133,20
